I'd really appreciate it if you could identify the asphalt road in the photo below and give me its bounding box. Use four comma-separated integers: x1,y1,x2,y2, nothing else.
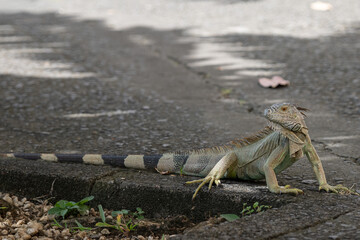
0,0,359,239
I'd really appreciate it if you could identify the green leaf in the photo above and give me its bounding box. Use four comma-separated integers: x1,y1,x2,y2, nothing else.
48,207,63,215
111,209,129,217
60,209,68,218
65,201,77,207
121,209,129,215
75,220,84,228
98,205,106,223
77,205,90,215
129,223,138,231
55,200,68,209
111,211,122,217
78,196,94,205
52,219,63,228
220,214,240,222
253,202,259,208
74,220,92,231
96,222,115,228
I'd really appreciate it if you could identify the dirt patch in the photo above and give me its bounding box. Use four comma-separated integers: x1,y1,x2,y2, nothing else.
0,192,202,239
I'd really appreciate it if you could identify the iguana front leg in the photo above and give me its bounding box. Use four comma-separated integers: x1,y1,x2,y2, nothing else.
264,145,304,195
304,136,357,195
186,152,238,199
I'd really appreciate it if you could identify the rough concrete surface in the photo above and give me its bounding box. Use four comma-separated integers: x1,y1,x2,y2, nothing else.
0,0,359,239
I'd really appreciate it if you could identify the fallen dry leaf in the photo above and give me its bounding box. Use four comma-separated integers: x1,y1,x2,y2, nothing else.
310,1,333,11
258,76,290,88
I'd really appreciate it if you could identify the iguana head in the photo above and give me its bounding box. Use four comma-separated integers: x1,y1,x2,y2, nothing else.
264,103,308,132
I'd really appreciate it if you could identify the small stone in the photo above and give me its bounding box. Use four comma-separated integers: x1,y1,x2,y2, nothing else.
61,228,71,236
137,235,146,240
39,215,49,222
15,228,31,240
301,179,317,185
101,228,110,235
329,234,342,240
53,229,61,238
43,205,52,212
1,229,8,235
11,223,21,228
77,231,87,238
3,235,15,240
44,229,53,237
90,208,96,215
99,236,107,240
12,196,21,207
23,203,32,209
3,194,13,205
26,221,43,235
16,220,24,226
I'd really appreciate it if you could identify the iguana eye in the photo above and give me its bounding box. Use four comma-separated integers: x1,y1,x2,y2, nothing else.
281,106,288,111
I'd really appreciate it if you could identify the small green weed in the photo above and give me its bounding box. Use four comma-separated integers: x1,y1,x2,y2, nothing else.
221,202,272,222
220,88,233,98
73,220,93,231
52,218,92,232
0,206,7,210
241,202,271,216
48,196,94,219
96,205,144,234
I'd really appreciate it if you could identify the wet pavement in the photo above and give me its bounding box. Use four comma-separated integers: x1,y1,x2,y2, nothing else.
0,0,359,239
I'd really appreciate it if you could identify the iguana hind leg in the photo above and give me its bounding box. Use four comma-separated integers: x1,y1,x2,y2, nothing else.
186,152,237,199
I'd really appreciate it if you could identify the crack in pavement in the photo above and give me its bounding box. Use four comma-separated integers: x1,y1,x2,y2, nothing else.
267,209,356,239
312,139,359,166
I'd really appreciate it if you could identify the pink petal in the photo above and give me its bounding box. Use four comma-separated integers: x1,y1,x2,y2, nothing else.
258,78,276,88
272,76,290,86
258,76,290,88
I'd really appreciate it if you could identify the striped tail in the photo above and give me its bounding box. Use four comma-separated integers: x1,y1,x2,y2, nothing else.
1,153,166,170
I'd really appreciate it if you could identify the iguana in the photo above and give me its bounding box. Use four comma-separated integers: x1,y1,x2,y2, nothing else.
1,103,356,199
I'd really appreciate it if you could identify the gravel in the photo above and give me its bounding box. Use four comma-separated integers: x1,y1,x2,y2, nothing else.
0,192,196,239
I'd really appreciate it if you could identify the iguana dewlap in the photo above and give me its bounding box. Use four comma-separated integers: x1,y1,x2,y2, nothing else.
1,103,355,198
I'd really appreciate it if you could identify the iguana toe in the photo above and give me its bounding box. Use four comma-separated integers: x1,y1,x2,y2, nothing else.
186,175,222,199
319,184,359,195
270,186,303,195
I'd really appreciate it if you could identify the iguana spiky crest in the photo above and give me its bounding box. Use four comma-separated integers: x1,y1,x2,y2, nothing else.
175,127,274,156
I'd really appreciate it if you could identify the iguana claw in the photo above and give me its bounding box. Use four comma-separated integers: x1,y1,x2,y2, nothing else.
186,176,221,200
319,184,359,195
